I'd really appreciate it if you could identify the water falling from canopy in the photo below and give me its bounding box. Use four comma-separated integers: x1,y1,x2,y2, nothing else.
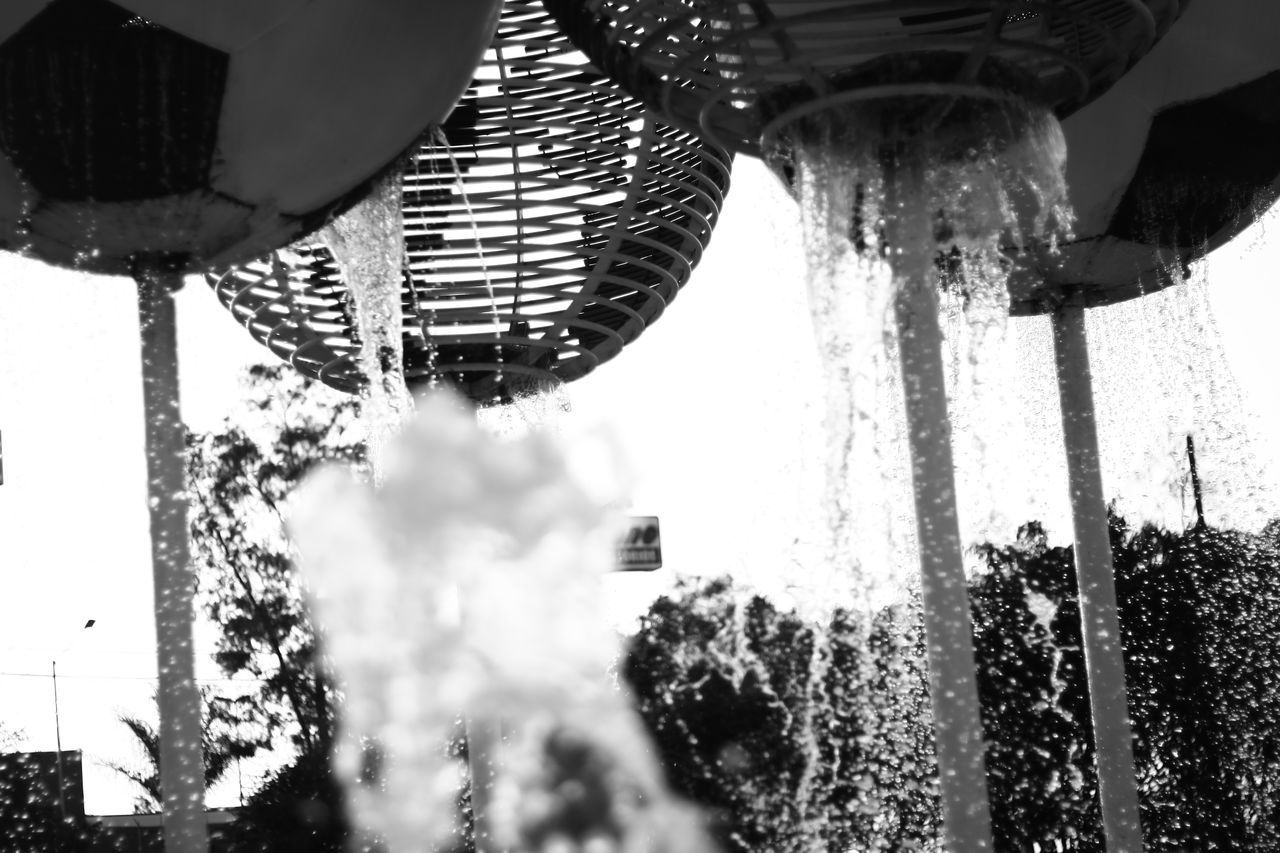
770,81,1072,605
320,167,416,476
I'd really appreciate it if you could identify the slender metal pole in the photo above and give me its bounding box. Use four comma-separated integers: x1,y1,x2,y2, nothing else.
886,162,994,852
466,717,501,853
1187,435,1206,530
52,660,66,821
135,267,207,853
1051,303,1143,853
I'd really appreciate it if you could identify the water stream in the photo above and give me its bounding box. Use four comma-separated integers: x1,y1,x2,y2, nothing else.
321,166,416,477
1087,261,1273,532
777,93,1071,604
766,91,1073,850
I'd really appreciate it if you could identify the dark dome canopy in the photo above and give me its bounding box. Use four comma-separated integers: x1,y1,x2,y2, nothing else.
1006,0,1280,313
208,0,732,404
0,0,502,275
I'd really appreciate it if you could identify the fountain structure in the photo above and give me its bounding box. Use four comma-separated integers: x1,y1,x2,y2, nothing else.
538,2,1189,850
2,1,1277,851
1003,8,1280,851
0,2,502,850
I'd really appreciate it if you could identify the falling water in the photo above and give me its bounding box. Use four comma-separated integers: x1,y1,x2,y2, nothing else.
773,92,1071,603
289,390,716,853
478,377,574,439
1087,261,1274,532
764,88,1072,850
321,167,415,477
424,126,508,396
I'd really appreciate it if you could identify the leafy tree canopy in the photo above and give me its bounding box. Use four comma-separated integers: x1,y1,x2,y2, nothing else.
186,365,363,762
628,513,1280,853
106,689,249,812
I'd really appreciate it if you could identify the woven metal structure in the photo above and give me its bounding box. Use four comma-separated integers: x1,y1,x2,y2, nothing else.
208,0,731,403
541,0,1196,317
544,0,1182,156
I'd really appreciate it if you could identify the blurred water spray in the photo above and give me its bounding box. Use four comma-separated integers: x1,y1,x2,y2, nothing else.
289,390,717,853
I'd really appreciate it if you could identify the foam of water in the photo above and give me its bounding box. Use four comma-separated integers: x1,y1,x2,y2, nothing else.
289,390,716,853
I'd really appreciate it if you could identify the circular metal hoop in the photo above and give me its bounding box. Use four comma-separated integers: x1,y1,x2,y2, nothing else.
208,0,732,403
544,0,1181,156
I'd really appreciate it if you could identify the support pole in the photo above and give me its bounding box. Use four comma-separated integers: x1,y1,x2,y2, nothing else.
887,163,994,852
1187,435,1206,530
135,268,208,853
52,661,66,821
1051,303,1143,853
466,717,501,853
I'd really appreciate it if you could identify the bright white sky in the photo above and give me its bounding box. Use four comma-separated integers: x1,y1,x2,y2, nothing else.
1,159,1278,813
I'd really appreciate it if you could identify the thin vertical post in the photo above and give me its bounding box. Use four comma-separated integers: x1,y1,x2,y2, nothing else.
52,661,66,821
887,161,994,852
1051,303,1143,853
135,267,208,853
1187,435,1206,529
466,718,501,853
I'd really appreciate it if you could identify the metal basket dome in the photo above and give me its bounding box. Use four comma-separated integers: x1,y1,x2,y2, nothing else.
543,0,1183,155
208,0,731,403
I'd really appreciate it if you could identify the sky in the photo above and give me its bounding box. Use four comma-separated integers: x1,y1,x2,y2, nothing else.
1,158,1279,814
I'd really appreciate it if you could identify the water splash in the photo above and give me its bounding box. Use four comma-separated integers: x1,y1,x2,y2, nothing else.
1087,262,1275,532
424,126,507,397
478,377,574,439
767,91,1072,851
321,167,415,477
289,390,716,853
776,93,1071,602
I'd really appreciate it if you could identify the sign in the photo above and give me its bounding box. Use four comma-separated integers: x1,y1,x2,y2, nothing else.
616,516,661,571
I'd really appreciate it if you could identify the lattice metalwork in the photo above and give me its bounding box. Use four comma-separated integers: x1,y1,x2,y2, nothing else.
208,0,731,403
543,0,1182,154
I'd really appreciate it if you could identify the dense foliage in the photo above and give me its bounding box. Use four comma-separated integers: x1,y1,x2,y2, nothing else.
629,516,1280,852
185,366,362,850
623,580,938,853
105,690,245,811
186,365,362,762
181,366,1280,851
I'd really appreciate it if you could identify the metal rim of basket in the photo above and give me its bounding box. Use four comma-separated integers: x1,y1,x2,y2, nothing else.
208,0,733,404
548,0,1170,156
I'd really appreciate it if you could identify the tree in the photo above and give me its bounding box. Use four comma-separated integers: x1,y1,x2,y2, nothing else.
184,365,1280,850
186,365,362,762
0,724,24,752
1114,518,1280,850
969,514,1280,852
106,691,247,812
623,578,940,853
625,516,1280,853
231,749,349,853
969,523,1101,851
